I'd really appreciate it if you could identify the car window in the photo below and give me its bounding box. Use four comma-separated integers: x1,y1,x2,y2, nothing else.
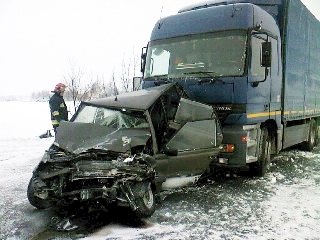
174,98,213,124
73,105,96,123
166,119,217,151
73,105,148,129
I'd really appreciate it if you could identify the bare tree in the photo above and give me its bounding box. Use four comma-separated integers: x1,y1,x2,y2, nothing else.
119,57,131,93
111,71,119,96
89,73,118,98
64,66,93,113
119,49,140,93
59,48,140,113
100,75,111,97
132,49,140,79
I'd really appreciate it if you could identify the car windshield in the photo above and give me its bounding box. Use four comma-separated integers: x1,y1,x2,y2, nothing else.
144,30,247,79
73,105,149,129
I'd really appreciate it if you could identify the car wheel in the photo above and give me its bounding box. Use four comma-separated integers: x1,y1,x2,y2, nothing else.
132,182,155,218
27,178,52,209
249,128,271,177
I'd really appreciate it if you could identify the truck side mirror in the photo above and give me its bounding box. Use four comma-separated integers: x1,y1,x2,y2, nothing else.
141,46,147,73
250,41,272,87
261,42,271,68
133,77,142,91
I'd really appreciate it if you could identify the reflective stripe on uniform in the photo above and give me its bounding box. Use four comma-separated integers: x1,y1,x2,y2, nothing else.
52,120,59,125
60,103,65,108
53,111,60,116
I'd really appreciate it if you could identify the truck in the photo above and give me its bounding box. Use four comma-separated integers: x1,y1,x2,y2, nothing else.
135,0,320,177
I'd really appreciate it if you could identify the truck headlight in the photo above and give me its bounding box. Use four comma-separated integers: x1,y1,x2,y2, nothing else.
219,144,235,153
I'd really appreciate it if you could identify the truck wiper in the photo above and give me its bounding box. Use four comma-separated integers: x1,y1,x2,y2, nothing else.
144,75,172,86
183,71,225,84
144,74,170,81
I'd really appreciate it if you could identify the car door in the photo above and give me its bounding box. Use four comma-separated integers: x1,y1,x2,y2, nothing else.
155,98,222,178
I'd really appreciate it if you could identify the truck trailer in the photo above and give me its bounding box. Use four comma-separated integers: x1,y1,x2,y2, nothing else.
136,0,320,176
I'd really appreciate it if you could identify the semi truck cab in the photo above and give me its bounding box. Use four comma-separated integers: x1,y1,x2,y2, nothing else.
137,0,320,177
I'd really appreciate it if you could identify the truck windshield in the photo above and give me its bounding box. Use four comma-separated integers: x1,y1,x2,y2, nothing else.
144,30,247,79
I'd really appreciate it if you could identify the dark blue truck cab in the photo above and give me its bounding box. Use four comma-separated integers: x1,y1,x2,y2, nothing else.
138,0,320,176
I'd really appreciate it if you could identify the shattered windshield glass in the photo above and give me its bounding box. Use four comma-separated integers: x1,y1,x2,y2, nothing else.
144,30,247,79
73,105,149,129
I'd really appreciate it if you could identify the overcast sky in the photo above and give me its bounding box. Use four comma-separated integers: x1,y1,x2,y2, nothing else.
0,0,319,98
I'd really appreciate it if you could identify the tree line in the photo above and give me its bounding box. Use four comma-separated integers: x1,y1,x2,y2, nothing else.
31,52,140,113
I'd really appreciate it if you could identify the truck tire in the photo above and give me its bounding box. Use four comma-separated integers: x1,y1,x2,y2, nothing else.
133,182,155,218
27,178,52,209
249,128,271,177
301,119,318,151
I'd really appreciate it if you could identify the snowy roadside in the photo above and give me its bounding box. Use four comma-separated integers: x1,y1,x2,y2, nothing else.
0,101,320,240
0,137,54,239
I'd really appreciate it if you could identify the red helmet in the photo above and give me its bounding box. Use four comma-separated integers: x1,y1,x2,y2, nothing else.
54,83,66,92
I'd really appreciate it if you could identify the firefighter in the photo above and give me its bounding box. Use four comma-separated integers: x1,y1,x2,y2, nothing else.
49,83,68,134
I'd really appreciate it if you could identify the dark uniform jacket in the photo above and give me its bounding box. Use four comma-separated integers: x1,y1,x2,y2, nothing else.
49,92,68,129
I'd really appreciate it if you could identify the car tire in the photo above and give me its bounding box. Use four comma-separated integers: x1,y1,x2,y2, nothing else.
27,177,52,209
133,182,155,218
249,128,271,177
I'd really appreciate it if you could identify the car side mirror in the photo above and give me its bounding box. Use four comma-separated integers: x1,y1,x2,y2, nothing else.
163,147,178,156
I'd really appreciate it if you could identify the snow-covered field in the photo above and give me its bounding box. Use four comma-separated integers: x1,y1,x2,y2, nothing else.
1,101,320,240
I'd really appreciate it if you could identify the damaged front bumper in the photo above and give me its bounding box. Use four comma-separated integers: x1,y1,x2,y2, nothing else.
32,155,155,210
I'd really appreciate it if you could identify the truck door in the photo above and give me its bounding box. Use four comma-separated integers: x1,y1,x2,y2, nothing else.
269,37,281,118
249,34,272,118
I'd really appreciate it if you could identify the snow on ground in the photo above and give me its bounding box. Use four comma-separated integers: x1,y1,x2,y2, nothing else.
0,101,320,240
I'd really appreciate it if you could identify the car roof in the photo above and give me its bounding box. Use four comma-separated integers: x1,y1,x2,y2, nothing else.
83,83,175,110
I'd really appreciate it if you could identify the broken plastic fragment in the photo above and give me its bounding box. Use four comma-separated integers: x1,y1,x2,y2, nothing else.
123,154,136,163
52,217,79,231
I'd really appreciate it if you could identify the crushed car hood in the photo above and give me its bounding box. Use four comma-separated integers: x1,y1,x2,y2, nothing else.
54,121,151,154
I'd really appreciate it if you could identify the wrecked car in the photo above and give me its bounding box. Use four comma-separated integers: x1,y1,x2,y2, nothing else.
28,83,222,218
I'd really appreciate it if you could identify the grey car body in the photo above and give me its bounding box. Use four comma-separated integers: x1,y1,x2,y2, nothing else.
28,83,222,218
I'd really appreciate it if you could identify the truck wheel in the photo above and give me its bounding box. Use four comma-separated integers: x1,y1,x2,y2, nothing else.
133,182,155,218
301,119,318,151
27,178,52,209
249,128,271,177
